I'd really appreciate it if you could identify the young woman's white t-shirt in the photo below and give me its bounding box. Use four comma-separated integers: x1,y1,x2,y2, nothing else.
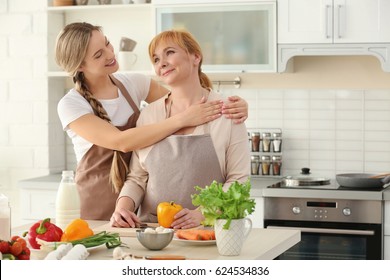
57,72,150,162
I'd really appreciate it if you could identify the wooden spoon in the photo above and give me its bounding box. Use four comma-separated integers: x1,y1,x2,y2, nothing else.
369,173,390,178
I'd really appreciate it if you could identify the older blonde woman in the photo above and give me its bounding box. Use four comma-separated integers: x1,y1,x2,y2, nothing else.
111,30,250,229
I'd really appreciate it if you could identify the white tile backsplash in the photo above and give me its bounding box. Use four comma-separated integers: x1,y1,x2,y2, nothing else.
236,88,390,178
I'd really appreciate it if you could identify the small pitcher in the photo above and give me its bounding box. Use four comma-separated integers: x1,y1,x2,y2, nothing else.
214,218,252,256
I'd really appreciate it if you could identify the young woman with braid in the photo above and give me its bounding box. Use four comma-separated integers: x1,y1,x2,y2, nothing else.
55,22,248,220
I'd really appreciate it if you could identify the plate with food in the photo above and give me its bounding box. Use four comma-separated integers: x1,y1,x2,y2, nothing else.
173,229,216,246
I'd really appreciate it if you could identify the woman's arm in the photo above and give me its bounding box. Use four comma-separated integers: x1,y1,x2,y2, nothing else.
145,79,248,123
223,121,251,190
69,98,223,153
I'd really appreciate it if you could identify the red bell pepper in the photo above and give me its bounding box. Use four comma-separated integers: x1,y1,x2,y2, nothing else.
26,218,63,249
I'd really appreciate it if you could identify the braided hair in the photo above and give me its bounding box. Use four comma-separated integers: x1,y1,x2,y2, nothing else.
55,22,128,193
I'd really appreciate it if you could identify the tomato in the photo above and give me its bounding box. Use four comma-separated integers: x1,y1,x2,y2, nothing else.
9,241,23,256
157,201,183,228
23,247,30,255
10,235,19,242
15,237,27,249
0,240,10,254
17,252,30,260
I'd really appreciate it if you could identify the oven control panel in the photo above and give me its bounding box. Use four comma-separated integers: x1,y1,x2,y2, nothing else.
264,197,382,223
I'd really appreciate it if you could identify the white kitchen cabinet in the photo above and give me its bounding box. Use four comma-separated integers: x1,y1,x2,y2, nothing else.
155,2,277,72
278,0,390,44
18,174,62,222
277,0,390,72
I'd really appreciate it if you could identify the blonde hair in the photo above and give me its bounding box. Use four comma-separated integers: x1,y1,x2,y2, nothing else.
55,22,128,193
148,29,212,89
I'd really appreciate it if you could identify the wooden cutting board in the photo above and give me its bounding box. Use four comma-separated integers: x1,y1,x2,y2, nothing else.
93,222,159,237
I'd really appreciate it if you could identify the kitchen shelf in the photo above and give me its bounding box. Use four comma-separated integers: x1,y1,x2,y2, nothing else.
48,70,155,77
47,4,151,12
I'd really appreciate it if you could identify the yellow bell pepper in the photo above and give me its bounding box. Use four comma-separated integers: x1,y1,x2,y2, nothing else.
60,218,94,242
157,201,183,228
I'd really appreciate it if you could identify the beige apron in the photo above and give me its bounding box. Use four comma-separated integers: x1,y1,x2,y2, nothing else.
75,75,140,220
139,100,224,222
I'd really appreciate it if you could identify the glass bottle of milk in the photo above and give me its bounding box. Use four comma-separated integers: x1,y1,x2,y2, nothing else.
55,170,80,230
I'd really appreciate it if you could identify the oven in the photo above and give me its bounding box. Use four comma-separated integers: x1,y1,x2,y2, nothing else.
264,196,383,260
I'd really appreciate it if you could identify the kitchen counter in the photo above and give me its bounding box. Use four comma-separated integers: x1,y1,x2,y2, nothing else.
13,220,300,260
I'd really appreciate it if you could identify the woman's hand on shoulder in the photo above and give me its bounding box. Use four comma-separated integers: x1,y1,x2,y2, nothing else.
222,95,248,124
110,208,141,228
179,97,223,127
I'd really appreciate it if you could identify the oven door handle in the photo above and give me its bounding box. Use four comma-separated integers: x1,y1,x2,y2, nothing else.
267,226,375,236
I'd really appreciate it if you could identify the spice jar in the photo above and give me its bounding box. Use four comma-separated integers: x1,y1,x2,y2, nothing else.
272,155,282,176
261,155,271,175
251,132,260,152
272,132,282,153
251,155,260,175
247,132,252,152
261,132,271,152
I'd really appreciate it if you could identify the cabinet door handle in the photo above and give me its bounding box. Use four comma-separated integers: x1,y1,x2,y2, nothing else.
325,5,332,39
336,4,344,39
267,226,375,236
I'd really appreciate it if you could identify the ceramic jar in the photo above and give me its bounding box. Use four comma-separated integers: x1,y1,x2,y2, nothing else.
214,218,252,256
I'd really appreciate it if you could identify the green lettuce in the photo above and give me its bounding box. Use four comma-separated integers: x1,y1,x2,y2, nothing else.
191,179,256,230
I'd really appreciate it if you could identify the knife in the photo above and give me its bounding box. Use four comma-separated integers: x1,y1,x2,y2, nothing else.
132,254,186,260
145,254,186,260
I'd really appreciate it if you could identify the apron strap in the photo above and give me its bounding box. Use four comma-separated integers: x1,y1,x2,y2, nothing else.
110,75,140,114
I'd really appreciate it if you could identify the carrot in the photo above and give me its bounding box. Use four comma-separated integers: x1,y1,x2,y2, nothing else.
176,229,215,241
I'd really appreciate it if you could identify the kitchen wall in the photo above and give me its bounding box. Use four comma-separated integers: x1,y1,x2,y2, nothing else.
0,0,49,225
1,0,390,226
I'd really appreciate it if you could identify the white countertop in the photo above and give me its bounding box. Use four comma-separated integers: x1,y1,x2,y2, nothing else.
13,220,300,260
